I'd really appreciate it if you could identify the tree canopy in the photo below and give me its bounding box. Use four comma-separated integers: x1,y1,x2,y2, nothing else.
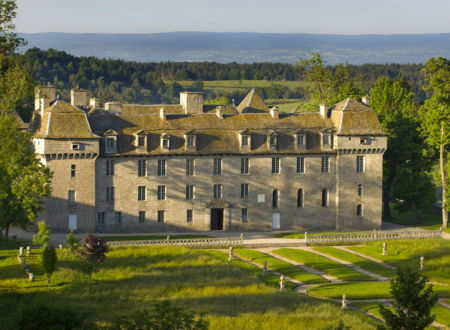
0,0,26,55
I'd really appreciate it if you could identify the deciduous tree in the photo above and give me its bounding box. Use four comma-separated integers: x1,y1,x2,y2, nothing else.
77,234,108,292
42,244,57,287
0,0,26,55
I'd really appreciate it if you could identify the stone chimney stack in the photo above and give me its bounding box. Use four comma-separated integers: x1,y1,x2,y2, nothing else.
270,106,279,119
180,92,203,114
320,103,328,119
35,85,56,117
89,98,100,109
70,88,88,107
216,106,223,119
361,96,369,105
160,107,166,120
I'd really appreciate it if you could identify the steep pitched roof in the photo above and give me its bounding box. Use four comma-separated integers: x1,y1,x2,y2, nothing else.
330,98,385,135
237,88,270,113
33,100,99,139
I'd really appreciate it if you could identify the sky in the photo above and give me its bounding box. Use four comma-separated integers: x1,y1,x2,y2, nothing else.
16,0,450,35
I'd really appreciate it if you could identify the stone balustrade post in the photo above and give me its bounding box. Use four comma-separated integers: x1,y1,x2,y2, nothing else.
342,294,347,309
26,246,31,256
19,246,24,257
228,246,234,262
420,256,424,271
382,242,387,256
279,275,285,291
262,261,267,276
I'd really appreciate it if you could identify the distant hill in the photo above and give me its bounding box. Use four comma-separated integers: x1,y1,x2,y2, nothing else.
18,32,450,64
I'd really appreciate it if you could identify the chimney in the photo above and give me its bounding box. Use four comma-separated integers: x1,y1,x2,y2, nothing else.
160,107,166,120
216,106,223,119
270,106,279,119
35,85,56,117
89,98,100,109
104,102,123,113
361,96,369,105
320,103,328,119
180,91,203,114
70,88,88,107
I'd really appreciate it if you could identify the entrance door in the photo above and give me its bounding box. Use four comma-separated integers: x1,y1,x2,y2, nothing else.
210,208,224,230
69,214,77,231
272,213,280,229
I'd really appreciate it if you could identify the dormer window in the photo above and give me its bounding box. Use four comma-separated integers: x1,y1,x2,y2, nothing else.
238,129,251,152
320,129,333,150
161,133,170,150
134,130,148,151
293,130,306,150
184,130,197,151
323,134,330,145
71,143,80,151
103,129,118,154
267,130,278,151
138,136,145,147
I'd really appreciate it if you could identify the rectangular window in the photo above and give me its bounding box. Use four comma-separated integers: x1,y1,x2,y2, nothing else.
71,164,76,177
272,189,279,208
296,157,305,174
138,136,145,147
97,212,105,224
158,159,166,176
214,158,222,175
241,183,249,199
358,184,363,196
297,189,303,208
138,211,145,223
323,134,330,145
356,156,365,173
106,160,114,176
272,157,280,174
321,156,329,173
213,184,222,199
138,159,147,177
114,211,122,224
106,138,115,150
322,188,328,207
138,186,146,201
72,143,80,151
269,136,276,146
186,158,194,176
297,134,304,146
157,186,166,200
241,208,248,221
357,204,363,216
186,185,194,200
187,209,193,222
157,210,165,223
242,136,248,146
68,190,76,204
187,135,194,147
162,138,169,148
241,157,249,175
106,187,115,201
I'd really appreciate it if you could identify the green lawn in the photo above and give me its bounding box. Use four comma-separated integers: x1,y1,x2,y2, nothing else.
274,248,375,282
100,234,211,242
274,231,371,239
308,282,450,300
0,245,377,329
234,249,327,284
348,239,450,284
384,204,449,232
313,247,396,278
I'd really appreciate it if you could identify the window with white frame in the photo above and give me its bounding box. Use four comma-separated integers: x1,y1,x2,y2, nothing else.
138,186,146,201
106,160,114,176
186,158,194,176
158,159,166,176
187,209,193,222
106,187,115,201
214,158,222,175
97,212,105,224
241,183,249,199
296,157,305,174
321,156,329,173
213,184,222,199
68,190,76,204
272,157,280,174
241,157,249,175
138,159,146,177
241,208,248,221
186,185,194,200
297,134,305,146
138,211,145,223
157,210,165,223
356,156,365,173
187,135,194,147
157,186,166,200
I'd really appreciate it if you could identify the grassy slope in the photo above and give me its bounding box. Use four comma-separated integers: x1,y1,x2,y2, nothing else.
0,245,375,329
234,249,327,284
313,247,396,278
348,239,450,284
274,248,375,282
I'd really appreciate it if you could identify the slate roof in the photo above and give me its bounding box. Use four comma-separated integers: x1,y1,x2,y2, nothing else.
237,88,270,113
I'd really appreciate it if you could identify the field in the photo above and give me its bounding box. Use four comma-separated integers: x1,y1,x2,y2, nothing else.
1,237,449,328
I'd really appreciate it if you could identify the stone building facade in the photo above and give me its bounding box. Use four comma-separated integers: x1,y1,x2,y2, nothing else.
30,87,387,233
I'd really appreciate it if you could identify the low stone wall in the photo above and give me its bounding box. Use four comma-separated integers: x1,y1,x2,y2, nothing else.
107,236,243,248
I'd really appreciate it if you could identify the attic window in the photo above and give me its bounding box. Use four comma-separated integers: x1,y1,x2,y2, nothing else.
187,135,194,147
138,136,145,147
242,136,248,146
71,143,80,151
267,131,278,150
323,134,330,145
297,135,304,146
106,138,115,149
161,134,170,149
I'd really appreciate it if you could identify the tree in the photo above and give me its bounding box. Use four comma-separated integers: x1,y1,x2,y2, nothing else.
112,301,208,330
41,244,57,287
420,57,450,228
32,221,51,246
64,230,79,253
0,114,52,241
0,0,26,55
378,267,437,330
77,234,108,292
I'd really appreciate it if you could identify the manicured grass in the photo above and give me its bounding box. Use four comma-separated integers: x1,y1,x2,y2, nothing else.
313,247,396,278
274,231,371,239
348,239,450,284
0,246,376,329
234,249,327,284
274,248,375,282
100,234,211,242
308,282,450,300
351,302,385,320
384,203,448,232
